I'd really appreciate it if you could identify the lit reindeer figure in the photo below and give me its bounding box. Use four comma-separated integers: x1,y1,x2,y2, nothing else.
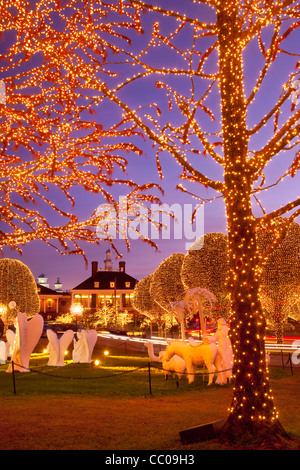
163,338,225,385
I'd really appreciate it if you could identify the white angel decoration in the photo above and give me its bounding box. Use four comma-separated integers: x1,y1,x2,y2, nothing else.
6,312,44,373
5,328,16,358
214,318,233,383
0,341,6,364
72,329,98,363
47,329,74,366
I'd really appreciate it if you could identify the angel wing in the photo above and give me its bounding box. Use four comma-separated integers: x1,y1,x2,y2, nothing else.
10,313,43,371
47,329,60,366
6,329,16,355
86,330,98,363
0,341,6,363
57,330,74,366
21,314,44,368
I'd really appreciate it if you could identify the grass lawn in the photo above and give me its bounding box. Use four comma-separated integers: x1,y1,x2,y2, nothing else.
0,343,299,450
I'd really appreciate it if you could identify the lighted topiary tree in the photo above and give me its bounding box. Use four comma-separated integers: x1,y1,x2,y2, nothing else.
256,218,300,344
181,233,231,322
132,274,166,336
0,258,40,332
149,253,187,335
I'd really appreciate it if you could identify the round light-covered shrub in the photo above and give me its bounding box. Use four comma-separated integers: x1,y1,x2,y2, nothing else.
0,258,39,330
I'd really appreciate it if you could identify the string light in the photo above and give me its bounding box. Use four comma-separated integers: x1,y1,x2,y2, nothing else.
102,0,299,432
0,1,163,259
257,217,300,344
133,272,175,335
1,0,300,438
181,233,231,321
0,258,39,331
150,253,184,301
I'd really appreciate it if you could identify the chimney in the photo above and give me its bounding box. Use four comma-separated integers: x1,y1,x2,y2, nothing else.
91,261,98,276
119,261,126,272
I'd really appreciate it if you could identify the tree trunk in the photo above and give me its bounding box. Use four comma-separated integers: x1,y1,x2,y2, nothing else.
275,320,284,345
217,3,291,447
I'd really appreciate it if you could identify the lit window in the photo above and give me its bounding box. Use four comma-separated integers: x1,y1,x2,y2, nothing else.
110,282,115,288
94,282,99,288
125,282,130,288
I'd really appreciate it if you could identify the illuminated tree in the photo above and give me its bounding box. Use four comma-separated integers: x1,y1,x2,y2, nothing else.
94,0,300,446
257,218,300,344
132,274,166,335
0,0,161,260
181,233,231,321
88,305,129,330
150,253,185,308
149,253,186,333
0,258,39,331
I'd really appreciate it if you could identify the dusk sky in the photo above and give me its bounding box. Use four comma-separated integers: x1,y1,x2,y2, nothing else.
1,1,300,292
2,155,228,290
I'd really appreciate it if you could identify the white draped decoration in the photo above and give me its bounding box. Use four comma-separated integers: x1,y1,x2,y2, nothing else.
6,312,44,373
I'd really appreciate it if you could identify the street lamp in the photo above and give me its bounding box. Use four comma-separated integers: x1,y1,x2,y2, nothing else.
70,303,83,332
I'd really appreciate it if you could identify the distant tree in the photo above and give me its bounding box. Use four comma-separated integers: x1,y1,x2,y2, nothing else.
56,304,131,330
257,218,300,343
93,305,130,330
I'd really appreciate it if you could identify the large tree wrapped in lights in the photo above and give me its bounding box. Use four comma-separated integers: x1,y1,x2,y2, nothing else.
0,0,161,260
257,218,300,344
94,0,300,446
181,233,231,321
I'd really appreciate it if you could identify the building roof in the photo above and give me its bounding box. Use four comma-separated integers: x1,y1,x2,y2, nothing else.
37,284,60,296
72,270,138,291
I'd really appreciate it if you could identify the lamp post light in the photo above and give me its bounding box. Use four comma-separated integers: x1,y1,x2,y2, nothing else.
70,303,83,332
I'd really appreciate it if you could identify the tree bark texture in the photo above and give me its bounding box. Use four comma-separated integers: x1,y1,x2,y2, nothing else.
217,3,282,441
